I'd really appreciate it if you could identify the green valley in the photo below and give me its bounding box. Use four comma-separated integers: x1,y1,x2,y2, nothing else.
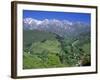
23,29,91,69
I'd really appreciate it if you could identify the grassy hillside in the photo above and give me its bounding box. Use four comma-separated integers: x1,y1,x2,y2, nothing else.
23,39,66,69
23,30,57,51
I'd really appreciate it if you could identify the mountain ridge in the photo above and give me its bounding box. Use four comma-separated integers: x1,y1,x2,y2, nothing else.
23,18,90,38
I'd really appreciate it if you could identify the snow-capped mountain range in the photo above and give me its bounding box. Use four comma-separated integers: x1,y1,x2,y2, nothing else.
23,18,90,37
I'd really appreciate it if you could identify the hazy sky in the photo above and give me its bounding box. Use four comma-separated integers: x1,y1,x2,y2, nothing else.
23,10,91,24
